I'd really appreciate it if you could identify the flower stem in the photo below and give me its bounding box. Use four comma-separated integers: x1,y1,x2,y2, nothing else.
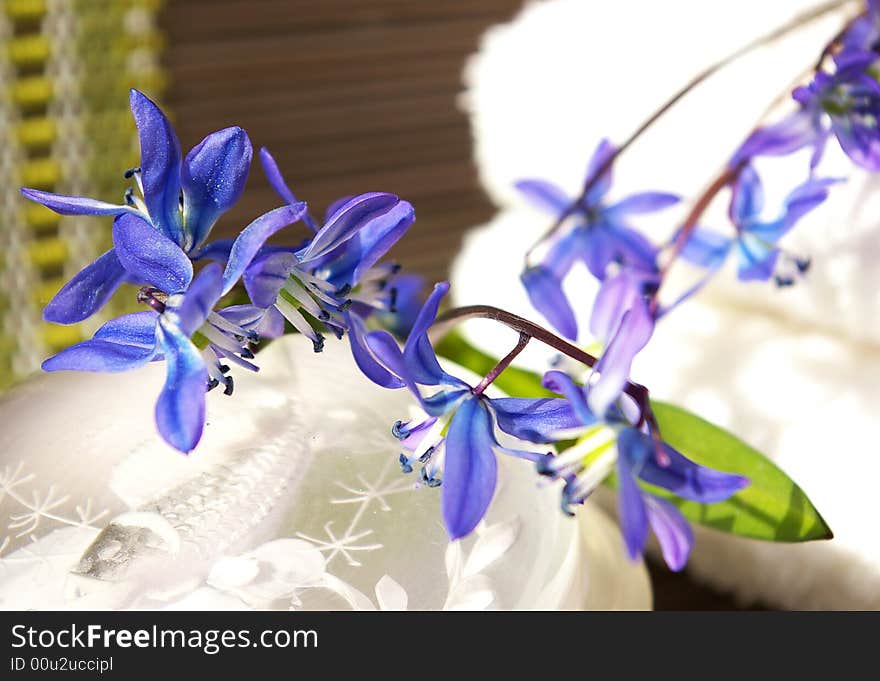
525,0,856,263
472,331,530,396
432,304,651,416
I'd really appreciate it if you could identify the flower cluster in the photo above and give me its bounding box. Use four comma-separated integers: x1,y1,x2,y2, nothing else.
25,3,857,572
26,90,417,453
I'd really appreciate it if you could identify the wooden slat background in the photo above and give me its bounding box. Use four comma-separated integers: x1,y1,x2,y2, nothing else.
162,0,757,611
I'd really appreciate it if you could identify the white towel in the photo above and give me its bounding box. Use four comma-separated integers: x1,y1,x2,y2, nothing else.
453,0,880,608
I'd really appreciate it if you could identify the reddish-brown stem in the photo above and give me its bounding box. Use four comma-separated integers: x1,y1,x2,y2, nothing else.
432,304,651,419
472,331,530,396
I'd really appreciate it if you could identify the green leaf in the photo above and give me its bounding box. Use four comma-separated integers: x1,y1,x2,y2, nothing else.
649,401,832,542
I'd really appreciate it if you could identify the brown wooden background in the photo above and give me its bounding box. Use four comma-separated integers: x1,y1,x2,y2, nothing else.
162,0,757,610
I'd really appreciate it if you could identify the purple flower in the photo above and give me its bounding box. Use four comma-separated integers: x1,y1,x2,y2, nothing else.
519,139,678,340
41,261,274,453
735,50,880,170
681,165,838,286
365,283,582,539
841,1,880,56
539,371,748,571
22,89,257,324
242,148,418,387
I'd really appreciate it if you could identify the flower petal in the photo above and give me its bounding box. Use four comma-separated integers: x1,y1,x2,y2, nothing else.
638,439,749,503
583,138,616,204
493,397,583,443
20,188,134,216
521,266,578,341
243,251,297,308
129,89,184,245
589,298,654,417
346,313,406,389
155,317,208,453
541,370,596,426
42,312,159,373
514,179,571,215
94,310,160,348
182,126,253,249
729,164,764,223
171,263,223,336
679,228,732,269
605,191,679,217
112,212,193,293
442,397,498,540
42,249,128,324
259,147,319,233
589,272,640,342
402,282,459,386
615,432,650,562
223,203,307,295
299,193,400,262
644,495,693,572
736,233,779,281
338,200,416,285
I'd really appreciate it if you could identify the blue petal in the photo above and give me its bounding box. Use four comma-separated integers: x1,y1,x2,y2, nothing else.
541,370,597,427
182,126,253,250
729,164,764,223
94,310,160,348
615,430,650,561
155,318,208,453
644,496,693,572
679,228,732,269
589,272,640,342
243,251,297,308
750,176,840,244
20,188,135,216
514,179,571,215
402,282,459,386
129,89,184,245
521,266,578,341
112,213,193,293
589,298,654,417
604,191,679,217
382,273,424,337
43,249,128,324
578,227,616,280
217,304,282,338
442,397,498,540
365,329,466,414
42,312,159,373
603,223,659,273
347,313,406,389
736,233,779,281
732,110,820,164
222,202,307,295
493,397,583,442
299,193,400,262
259,147,319,232
638,439,749,503
42,340,156,373
339,200,415,285
190,238,234,263
583,138,616,204
171,263,223,336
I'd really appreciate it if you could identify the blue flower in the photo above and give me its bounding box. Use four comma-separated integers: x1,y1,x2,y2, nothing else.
42,262,260,453
518,139,678,340
538,371,748,571
240,148,418,387
841,1,880,57
681,164,838,286
22,89,255,324
365,282,582,539
735,49,880,170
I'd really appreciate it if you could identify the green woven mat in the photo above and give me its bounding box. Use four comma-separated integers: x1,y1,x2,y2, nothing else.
0,0,165,390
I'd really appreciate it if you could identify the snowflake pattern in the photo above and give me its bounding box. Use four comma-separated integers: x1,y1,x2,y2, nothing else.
0,461,108,559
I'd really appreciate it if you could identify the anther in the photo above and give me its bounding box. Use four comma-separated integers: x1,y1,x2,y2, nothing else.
207,378,220,391
312,335,325,353
223,376,235,396
219,364,231,374
418,446,435,464
240,348,255,359
124,187,136,206
123,166,141,179
399,453,413,474
420,467,441,488
339,299,353,311
335,284,352,296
